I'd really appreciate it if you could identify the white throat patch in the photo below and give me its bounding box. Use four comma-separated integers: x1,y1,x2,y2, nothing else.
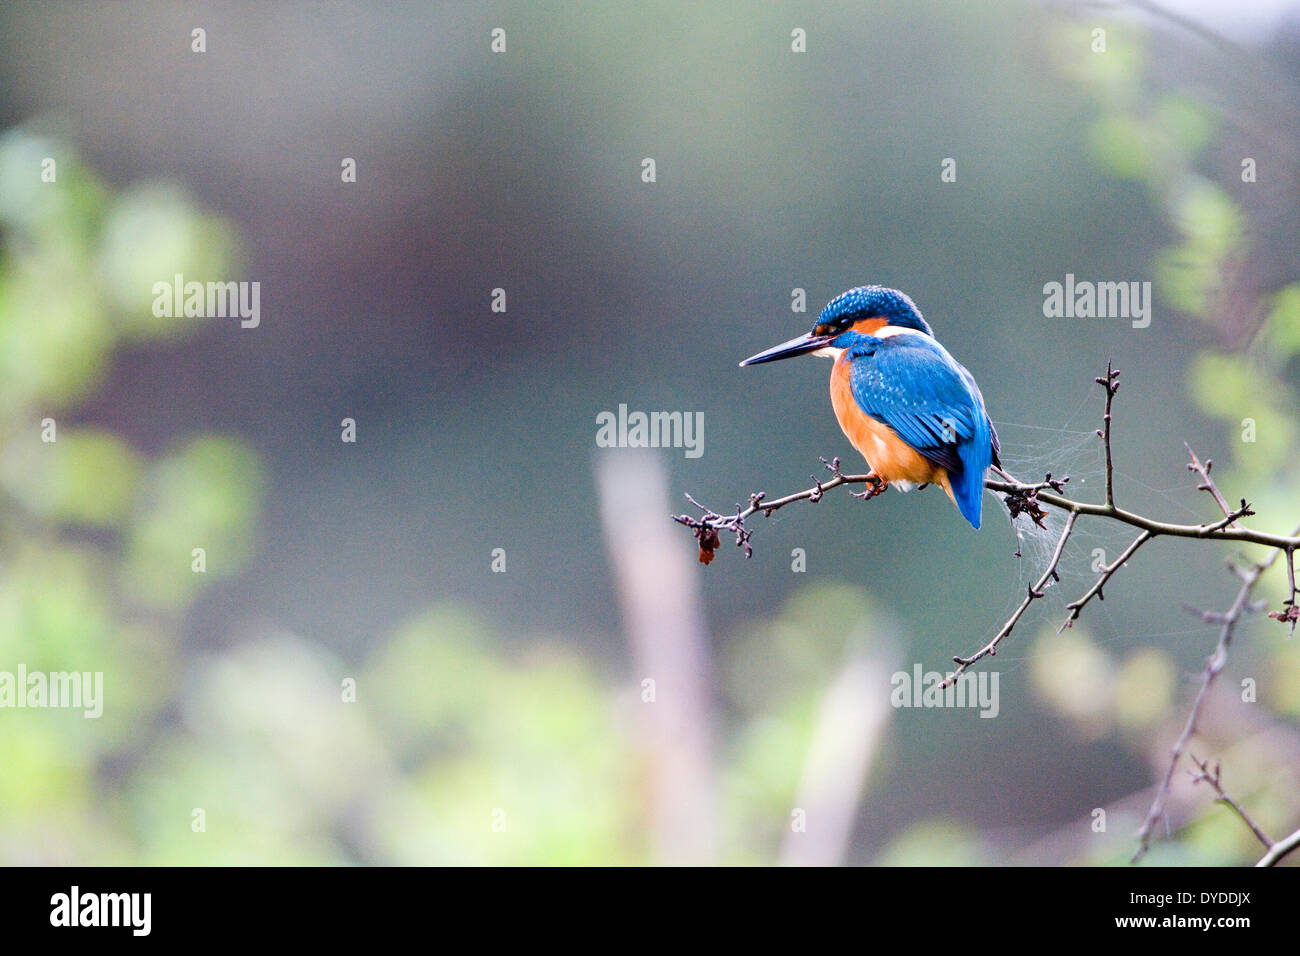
813,326,921,358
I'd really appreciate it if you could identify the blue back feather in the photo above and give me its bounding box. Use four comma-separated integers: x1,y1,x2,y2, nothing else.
844,332,995,529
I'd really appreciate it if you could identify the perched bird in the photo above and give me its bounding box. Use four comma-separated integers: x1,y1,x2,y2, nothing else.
740,286,1000,529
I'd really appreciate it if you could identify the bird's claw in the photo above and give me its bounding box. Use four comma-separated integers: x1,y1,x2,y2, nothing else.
850,474,888,500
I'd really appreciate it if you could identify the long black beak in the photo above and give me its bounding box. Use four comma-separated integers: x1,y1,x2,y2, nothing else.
739,332,838,367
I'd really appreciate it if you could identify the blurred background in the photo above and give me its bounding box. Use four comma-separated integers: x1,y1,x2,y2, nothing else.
0,0,1298,865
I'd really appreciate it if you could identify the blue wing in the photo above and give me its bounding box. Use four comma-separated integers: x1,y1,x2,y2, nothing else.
847,334,996,527
958,365,1001,468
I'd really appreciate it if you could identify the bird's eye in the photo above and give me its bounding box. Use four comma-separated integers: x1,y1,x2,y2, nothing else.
814,322,840,336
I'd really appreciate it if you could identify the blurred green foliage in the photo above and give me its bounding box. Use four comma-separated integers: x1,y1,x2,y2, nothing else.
0,128,268,862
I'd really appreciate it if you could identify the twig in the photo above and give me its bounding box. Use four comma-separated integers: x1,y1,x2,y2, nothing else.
1060,530,1153,632
1257,827,1300,867
938,511,1076,689
1189,444,1296,631
981,476,1277,547
672,457,865,563
678,462,1296,557
1267,545,1298,635
1131,535,1297,862
1186,755,1273,850
1099,363,1118,508
1186,445,1241,530
678,455,1297,566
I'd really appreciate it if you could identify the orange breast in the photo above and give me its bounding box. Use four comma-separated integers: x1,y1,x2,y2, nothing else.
829,353,953,498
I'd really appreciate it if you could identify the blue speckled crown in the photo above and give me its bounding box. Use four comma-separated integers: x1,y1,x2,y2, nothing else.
817,286,933,336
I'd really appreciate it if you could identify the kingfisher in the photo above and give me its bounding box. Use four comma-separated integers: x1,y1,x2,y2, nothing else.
740,286,1000,529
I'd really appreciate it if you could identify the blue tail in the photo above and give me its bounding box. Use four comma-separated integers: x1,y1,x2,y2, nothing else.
950,415,994,529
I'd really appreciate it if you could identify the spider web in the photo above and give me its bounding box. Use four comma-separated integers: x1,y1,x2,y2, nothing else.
979,390,1227,663
979,380,1138,649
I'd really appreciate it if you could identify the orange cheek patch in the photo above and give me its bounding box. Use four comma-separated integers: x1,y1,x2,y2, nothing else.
849,317,888,336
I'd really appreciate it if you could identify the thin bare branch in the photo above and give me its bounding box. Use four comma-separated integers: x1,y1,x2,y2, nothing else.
1132,537,1297,862
679,458,1296,566
1187,754,1273,850
938,511,1077,690
1267,545,1298,635
1060,530,1153,632
1098,363,1119,508
1186,444,1241,529
981,476,1277,547
1257,827,1300,867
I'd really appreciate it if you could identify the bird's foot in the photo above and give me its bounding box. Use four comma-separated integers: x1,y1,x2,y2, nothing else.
850,473,888,500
